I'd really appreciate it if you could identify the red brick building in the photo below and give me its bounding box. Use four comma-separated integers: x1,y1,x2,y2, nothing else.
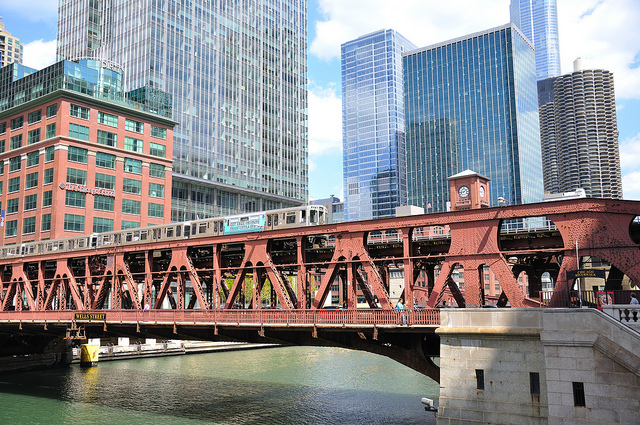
0,60,176,244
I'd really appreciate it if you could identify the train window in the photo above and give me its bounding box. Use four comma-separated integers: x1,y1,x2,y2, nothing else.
267,216,271,227
310,210,317,224
286,213,296,224
199,223,207,234
57,242,64,251
301,210,306,223
214,222,218,232
184,225,191,238
176,226,182,237
140,231,148,241
153,229,160,240
167,228,174,238
274,215,278,226
78,239,85,248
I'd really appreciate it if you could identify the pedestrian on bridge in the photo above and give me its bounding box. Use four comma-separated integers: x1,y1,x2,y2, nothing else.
396,298,406,325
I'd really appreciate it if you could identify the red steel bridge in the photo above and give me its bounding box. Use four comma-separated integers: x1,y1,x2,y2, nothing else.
0,198,638,380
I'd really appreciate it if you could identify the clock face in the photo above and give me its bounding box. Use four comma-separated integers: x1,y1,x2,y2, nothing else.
458,185,470,198
479,186,485,198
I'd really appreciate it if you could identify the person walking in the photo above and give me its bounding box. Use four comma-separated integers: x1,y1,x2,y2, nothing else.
396,298,406,325
631,293,639,305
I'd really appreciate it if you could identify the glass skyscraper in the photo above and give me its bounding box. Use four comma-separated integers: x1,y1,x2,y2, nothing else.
404,24,543,212
57,0,308,220
510,0,561,81
341,30,416,221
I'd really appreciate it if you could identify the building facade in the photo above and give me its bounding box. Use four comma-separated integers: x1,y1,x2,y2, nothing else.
547,60,622,198
0,21,24,68
0,60,175,244
404,24,544,213
509,0,561,81
57,0,308,220
341,29,416,221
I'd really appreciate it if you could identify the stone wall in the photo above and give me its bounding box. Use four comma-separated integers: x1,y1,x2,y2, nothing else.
437,309,640,425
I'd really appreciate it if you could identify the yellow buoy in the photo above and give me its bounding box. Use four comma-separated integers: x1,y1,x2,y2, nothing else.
80,344,100,367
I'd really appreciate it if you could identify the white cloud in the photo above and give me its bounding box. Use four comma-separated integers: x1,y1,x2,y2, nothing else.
622,171,640,201
308,83,342,157
23,39,57,70
620,132,640,200
310,0,640,99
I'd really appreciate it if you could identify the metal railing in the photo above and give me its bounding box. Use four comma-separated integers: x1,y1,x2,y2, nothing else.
0,308,441,327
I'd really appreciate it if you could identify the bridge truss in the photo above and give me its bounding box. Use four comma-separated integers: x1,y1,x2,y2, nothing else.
1,198,638,313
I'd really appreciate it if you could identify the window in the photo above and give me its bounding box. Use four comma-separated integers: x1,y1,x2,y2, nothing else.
124,158,142,174
572,382,585,407
149,163,165,178
27,151,39,167
124,136,143,153
148,202,164,218
122,220,140,229
0,122,6,134
5,220,17,237
27,128,41,145
0,139,4,153
476,369,484,390
46,123,56,139
10,135,22,150
68,146,88,163
28,110,42,124
45,146,54,161
93,217,114,233
10,116,23,130
96,152,116,169
41,214,51,231
69,123,90,141
64,213,85,232
0,161,4,175
150,125,167,139
9,156,21,172
24,194,37,211
44,168,54,184
26,172,38,188
65,191,86,207
0,181,3,195
70,104,90,120
67,168,87,185
42,190,52,207
530,372,540,396
149,142,166,158
23,217,36,234
97,129,117,146
125,119,143,133
7,198,19,214
95,173,115,190
46,104,57,118
98,111,118,127
8,177,20,193
123,178,141,194
94,195,114,211
122,199,141,215
149,182,164,198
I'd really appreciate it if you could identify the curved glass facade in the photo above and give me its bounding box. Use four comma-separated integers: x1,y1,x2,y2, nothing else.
341,30,416,221
510,0,561,81
404,24,543,212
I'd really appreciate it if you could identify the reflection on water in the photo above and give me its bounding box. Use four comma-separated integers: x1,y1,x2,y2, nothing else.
0,346,439,425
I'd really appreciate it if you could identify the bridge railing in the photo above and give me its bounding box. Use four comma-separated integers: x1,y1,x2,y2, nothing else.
0,309,441,327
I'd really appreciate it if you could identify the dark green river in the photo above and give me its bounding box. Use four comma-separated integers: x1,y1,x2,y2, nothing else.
0,346,439,424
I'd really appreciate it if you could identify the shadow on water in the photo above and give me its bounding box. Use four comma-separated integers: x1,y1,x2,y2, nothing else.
0,346,438,425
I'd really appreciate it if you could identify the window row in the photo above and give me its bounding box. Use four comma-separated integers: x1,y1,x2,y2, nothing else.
68,124,166,158
4,215,144,237
0,123,56,153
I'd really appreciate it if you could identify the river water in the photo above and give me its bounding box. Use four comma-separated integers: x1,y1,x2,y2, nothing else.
0,346,439,424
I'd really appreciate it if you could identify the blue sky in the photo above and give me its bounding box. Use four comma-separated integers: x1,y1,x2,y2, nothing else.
2,0,640,200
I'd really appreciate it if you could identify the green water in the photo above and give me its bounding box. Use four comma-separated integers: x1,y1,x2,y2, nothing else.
0,346,439,424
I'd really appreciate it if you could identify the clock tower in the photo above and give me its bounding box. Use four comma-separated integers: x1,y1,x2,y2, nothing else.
447,170,491,211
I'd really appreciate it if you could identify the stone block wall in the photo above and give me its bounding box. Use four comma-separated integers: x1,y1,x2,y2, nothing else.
437,309,640,425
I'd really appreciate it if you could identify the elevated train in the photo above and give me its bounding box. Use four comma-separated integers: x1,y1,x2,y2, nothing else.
0,205,328,260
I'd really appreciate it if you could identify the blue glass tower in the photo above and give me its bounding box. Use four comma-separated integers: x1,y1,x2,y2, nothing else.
510,0,561,81
341,30,416,221
404,24,543,212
